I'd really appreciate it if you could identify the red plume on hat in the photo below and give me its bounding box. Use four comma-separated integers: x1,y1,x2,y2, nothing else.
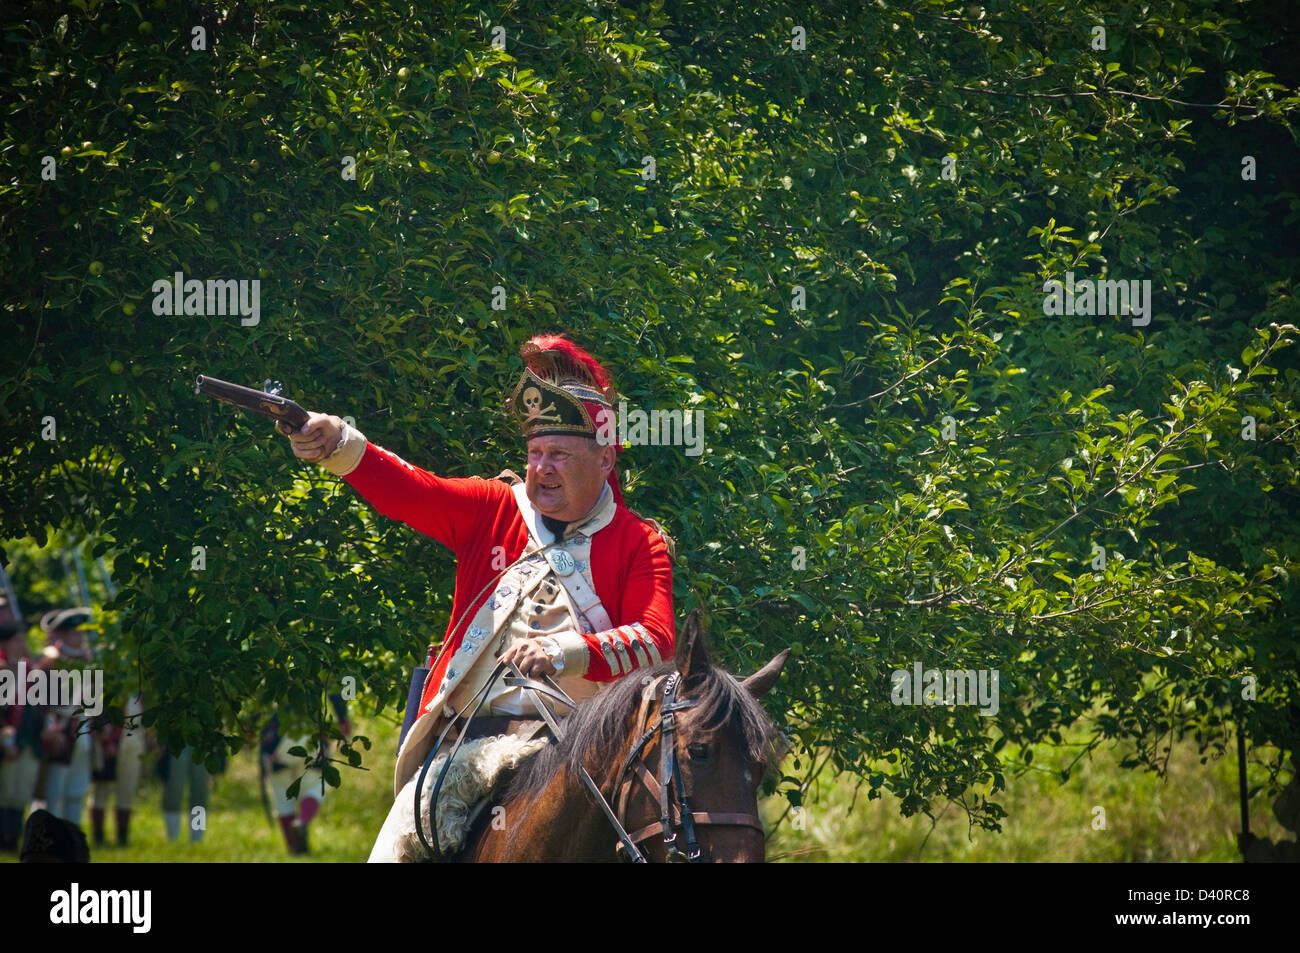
520,335,615,398
514,334,625,506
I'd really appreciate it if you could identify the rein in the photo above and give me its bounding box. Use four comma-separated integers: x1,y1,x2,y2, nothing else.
413,659,506,859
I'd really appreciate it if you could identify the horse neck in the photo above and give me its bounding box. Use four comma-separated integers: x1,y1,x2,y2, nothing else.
462,699,650,862
462,767,616,862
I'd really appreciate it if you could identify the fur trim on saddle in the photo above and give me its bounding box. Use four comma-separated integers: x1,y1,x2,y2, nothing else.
389,733,548,862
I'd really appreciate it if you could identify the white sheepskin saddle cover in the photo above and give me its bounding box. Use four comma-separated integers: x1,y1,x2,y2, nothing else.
389,733,548,862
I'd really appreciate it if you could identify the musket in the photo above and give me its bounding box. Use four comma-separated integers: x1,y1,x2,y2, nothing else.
195,375,310,432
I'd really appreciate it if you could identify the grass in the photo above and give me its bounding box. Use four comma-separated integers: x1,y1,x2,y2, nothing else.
4,709,1289,862
764,734,1292,862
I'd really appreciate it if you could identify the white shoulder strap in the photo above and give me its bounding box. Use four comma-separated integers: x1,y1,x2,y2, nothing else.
511,483,614,632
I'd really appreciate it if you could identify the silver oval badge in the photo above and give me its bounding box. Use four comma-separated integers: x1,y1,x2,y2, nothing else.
547,549,576,576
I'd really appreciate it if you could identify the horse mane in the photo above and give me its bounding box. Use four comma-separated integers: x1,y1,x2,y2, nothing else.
506,661,780,803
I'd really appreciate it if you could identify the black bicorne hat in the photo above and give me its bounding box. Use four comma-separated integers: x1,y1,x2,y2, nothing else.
505,335,616,441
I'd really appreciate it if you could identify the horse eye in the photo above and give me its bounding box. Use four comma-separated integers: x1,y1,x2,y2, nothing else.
688,742,709,761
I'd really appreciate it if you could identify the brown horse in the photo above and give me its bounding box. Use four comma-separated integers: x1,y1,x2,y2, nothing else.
461,612,789,862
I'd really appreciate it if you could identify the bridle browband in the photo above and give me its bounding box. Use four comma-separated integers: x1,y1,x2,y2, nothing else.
413,665,765,862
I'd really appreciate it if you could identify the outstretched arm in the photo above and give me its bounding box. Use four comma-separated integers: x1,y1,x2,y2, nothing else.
276,413,495,553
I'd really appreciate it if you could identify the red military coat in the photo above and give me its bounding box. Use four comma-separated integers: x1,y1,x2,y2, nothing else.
341,442,676,718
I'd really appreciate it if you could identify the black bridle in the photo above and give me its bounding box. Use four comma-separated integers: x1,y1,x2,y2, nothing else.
610,672,701,860
609,672,765,863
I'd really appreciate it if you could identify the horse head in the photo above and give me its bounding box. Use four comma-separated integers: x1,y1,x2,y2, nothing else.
617,609,790,863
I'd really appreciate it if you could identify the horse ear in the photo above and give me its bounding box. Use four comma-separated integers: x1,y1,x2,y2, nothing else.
741,649,790,700
674,609,710,679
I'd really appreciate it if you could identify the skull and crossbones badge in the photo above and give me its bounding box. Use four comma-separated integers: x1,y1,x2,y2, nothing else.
521,386,561,424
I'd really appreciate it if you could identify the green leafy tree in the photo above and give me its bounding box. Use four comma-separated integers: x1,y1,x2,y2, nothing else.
2,0,1296,843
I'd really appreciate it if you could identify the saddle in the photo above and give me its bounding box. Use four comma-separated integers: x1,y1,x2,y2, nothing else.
413,715,552,862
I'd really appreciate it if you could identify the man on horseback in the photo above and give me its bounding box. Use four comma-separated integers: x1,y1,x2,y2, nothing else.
278,334,676,861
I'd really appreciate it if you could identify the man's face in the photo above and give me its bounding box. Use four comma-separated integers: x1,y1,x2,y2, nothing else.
525,434,614,521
